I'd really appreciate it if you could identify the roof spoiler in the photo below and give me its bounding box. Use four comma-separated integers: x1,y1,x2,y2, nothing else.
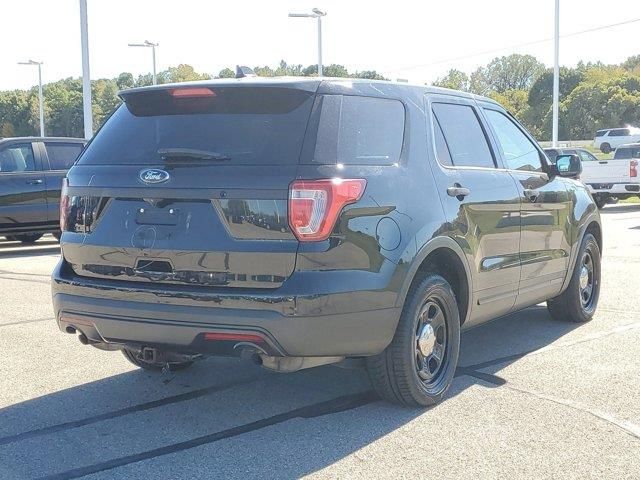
236,65,256,78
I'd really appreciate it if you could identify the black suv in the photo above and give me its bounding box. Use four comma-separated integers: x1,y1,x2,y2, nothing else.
52,79,601,406
0,137,85,242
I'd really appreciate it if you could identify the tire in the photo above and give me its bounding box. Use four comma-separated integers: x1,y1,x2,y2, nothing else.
121,348,194,372
600,143,611,154
593,196,608,209
547,233,601,323
13,233,43,244
366,274,461,407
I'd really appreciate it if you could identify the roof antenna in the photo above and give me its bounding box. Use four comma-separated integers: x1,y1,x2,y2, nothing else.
236,66,256,78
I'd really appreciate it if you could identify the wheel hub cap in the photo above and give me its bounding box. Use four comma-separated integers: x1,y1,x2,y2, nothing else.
417,323,436,357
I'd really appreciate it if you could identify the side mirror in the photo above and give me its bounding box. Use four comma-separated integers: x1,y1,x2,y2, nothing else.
554,154,582,178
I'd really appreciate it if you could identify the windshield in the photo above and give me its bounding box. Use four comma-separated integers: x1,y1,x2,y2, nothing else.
78,87,315,166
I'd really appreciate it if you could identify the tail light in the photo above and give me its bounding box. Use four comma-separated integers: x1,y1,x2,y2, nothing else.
60,178,70,232
59,178,105,233
288,178,366,241
631,160,638,178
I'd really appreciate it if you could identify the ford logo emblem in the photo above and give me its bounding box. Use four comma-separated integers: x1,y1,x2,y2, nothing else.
139,168,170,184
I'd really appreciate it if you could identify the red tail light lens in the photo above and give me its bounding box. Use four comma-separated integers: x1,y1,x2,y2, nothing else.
168,88,215,98
631,160,638,178
288,179,366,241
60,178,70,232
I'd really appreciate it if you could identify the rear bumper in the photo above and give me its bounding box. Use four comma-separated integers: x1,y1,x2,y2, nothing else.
586,183,640,194
51,260,402,357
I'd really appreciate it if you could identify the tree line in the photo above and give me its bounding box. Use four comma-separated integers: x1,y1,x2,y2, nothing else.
433,54,640,140
0,55,638,140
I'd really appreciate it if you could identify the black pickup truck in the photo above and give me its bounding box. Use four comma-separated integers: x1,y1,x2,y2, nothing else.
0,137,85,243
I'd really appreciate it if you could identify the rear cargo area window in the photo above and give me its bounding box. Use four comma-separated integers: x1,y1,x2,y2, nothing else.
77,87,315,166
312,95,404,165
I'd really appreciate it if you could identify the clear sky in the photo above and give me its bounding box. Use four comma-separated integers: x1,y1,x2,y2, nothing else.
1,0,638,90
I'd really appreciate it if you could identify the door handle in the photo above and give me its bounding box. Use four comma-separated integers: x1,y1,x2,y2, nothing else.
26,179,43,185
523,188,540,202
447,184,470,200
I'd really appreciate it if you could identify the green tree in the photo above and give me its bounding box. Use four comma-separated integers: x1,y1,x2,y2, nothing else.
471,54,545,94
561,71,640,139
433,69,470,91
116,72,135,90
217,68,235,79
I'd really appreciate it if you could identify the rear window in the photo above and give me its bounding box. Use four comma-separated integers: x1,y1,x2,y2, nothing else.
45,143,83,170
78,87,315,166
311,95,405,165
614,147,640,159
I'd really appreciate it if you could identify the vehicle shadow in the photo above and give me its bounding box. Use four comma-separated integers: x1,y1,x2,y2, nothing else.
0,237,59,259
0,305,582,479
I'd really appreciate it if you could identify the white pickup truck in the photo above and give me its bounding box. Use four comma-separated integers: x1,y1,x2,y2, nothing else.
544,145,640,208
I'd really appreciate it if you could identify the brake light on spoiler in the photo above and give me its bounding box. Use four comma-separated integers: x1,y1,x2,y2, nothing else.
168,87,216,98
288,178,366,241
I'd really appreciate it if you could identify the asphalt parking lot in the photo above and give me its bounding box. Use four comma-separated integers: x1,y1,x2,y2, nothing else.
1,205,639,480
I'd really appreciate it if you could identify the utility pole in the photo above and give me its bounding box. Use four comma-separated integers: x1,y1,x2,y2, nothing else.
289,8,327,76
79,0,93,139
552,0,560,147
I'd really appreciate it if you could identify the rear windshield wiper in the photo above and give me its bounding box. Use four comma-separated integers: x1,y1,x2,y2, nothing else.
157,148,232,161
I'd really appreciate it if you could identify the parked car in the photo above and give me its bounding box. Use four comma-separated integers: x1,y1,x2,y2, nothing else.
52,78,602,406
0,137,85,243
594,127,640,153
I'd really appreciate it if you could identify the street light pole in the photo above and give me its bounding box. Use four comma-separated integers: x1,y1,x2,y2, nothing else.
552,0,560,147
79,0,93,139
128,40,159,85
18,60,44,136
289,8,327,76
317,14,323,76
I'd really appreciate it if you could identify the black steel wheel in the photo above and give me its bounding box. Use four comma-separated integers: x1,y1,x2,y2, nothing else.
548,233,601,323
367,274,460,406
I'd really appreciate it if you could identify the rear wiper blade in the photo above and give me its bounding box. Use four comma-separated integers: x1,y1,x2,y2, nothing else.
157,148,232,161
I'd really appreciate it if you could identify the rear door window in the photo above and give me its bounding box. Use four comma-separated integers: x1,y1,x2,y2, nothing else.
0,143,36,173
78,87,315,166
484,109,543,172
313,95,405,165
45,143,84,170
595,130,608,137
614,147,640,159
431,103,495,168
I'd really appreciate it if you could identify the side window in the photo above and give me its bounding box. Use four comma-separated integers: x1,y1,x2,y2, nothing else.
431,103,495,168
0,143,36,173
577,150,597,162
484,109,543,172
45,143,84,170
610,129,630,137
314,95,404,165
433,118,453,166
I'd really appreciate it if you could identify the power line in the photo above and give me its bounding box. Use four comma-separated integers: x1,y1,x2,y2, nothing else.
384,16,640,74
